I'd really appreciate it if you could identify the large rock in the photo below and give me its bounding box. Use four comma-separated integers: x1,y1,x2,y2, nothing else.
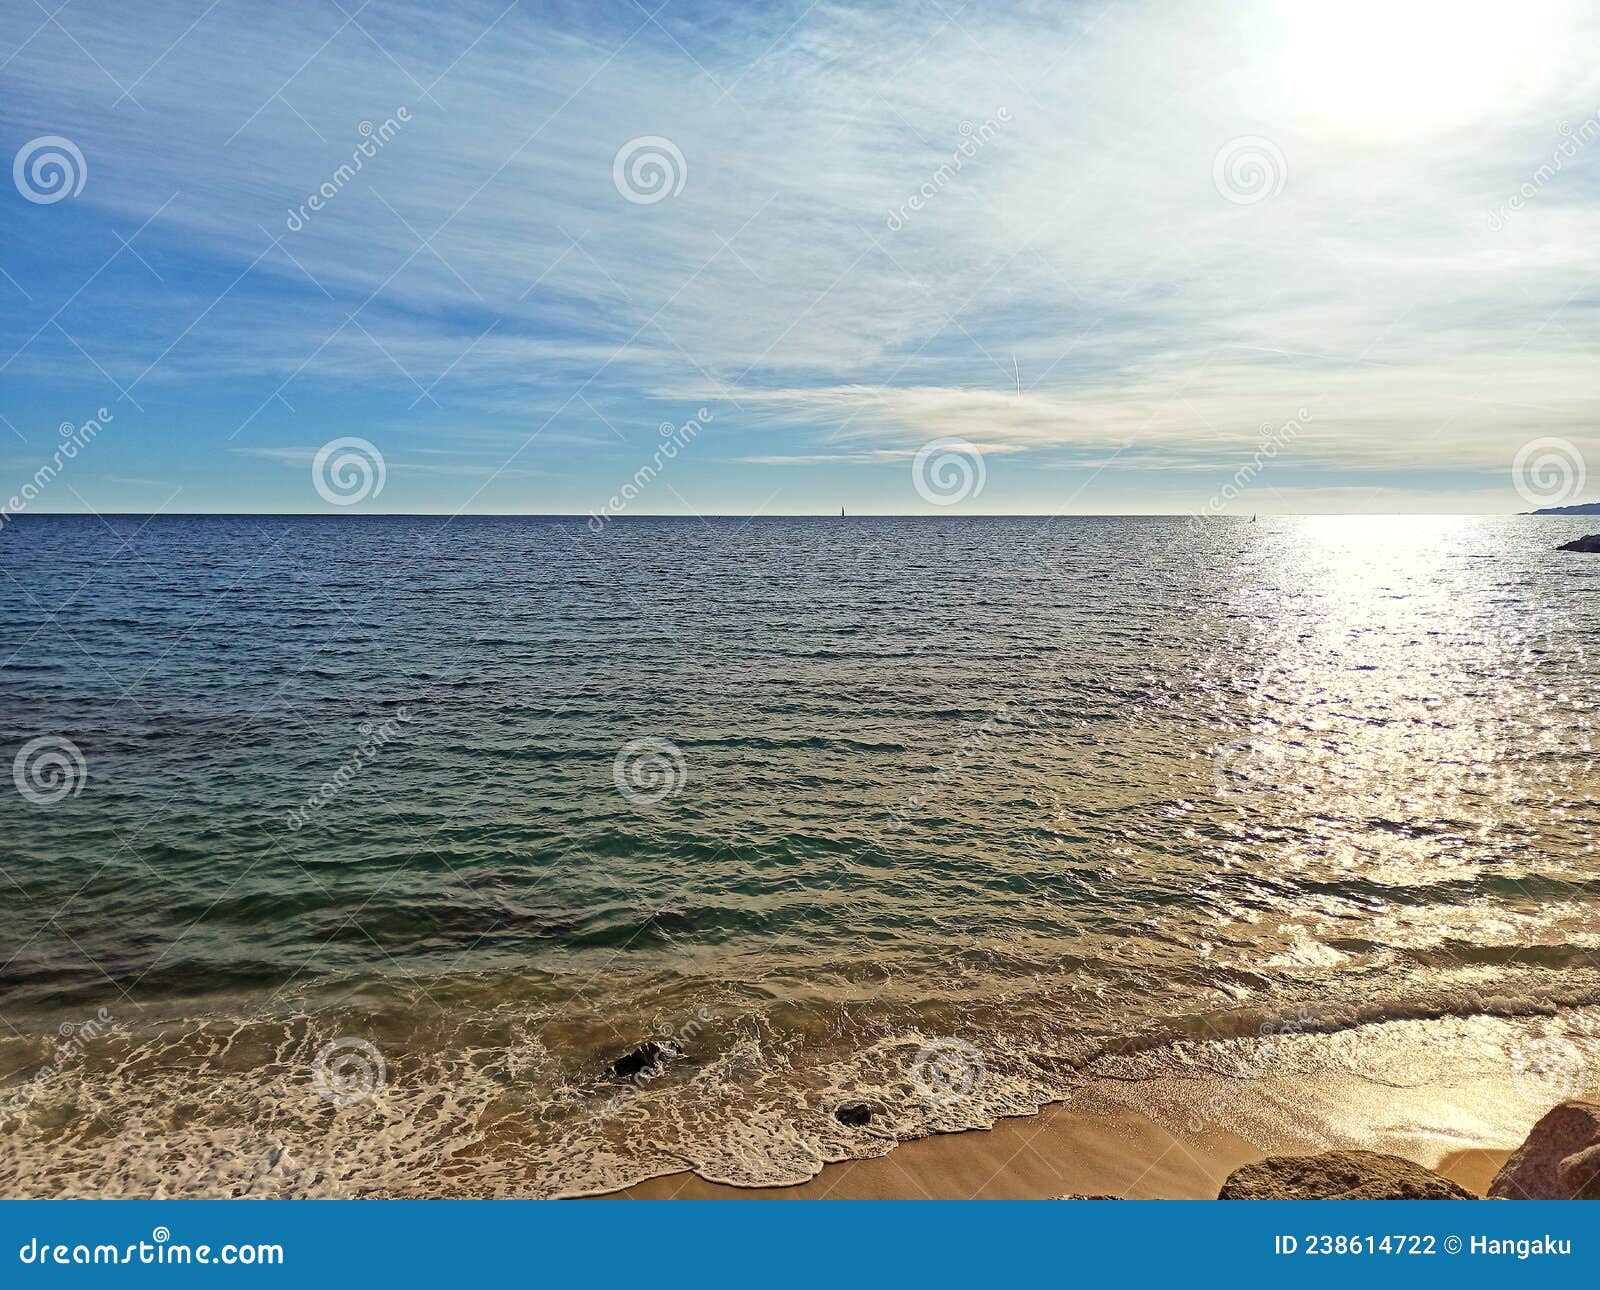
1489,1100,1600,1199
1557,534,1600,552
1219,1151,1474,1200
1558,1144,1600,1199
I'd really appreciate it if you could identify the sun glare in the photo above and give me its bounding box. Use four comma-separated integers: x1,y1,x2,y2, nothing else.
1279,0,1542,129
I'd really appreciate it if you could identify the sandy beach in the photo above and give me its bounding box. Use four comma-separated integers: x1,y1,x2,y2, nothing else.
608,1011,1581,1199
610,1091,1515,1201
612,1106,1511,1200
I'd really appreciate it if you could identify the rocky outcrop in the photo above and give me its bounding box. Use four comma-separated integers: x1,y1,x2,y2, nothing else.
1559,1144,1600,1199
1557,534,1600,552
1219,1151,1474,1200
1488,1101,1600,1199
834,1101,878,1127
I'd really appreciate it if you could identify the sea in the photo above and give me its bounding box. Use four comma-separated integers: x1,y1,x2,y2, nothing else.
1,513,1597,1196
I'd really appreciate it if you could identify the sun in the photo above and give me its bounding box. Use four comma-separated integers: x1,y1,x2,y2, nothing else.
1279,0,1545,129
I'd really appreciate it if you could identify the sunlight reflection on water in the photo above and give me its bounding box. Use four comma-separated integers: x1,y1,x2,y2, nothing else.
1,514,1597,1194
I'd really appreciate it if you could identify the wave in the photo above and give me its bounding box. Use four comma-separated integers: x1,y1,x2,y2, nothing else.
2,976,1598,1199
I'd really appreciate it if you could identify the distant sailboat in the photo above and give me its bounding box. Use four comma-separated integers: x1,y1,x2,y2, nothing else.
840,506,845,518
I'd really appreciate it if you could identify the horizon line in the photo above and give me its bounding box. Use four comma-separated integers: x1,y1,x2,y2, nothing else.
1,510,1557,520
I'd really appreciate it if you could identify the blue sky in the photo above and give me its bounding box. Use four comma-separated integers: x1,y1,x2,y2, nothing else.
2,0,1598,515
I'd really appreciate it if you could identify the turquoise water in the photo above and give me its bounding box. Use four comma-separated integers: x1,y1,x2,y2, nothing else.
1,514,1597,1195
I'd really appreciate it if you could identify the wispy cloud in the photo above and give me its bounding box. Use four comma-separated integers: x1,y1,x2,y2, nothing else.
232,447,538,478
5,0,1599,511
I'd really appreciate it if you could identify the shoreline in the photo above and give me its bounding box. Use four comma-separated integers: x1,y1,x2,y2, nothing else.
603,1009,1584,1199
0,1006,1576,1197
606,1089,1514,1201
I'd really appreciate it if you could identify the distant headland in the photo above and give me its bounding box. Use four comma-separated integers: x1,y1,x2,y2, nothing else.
1530,502,1600,515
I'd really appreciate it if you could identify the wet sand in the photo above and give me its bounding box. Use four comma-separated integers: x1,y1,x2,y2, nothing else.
611,1093,1511,1200
610,1087,1269,1199
605,1014,1552,1199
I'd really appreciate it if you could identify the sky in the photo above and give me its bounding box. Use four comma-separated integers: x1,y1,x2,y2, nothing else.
1,0,1598,516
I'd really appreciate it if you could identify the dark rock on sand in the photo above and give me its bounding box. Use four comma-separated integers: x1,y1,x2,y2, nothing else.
608,1039,681,1079
834,1101,877,1127
1219,1151,1474,1200
1557,534,1600,552
1488,1100,1600,1199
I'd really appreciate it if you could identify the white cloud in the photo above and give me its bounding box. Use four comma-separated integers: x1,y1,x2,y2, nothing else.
6,0,1599,505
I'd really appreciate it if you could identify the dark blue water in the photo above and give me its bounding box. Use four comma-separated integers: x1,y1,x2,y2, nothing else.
1,514,1597,1195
